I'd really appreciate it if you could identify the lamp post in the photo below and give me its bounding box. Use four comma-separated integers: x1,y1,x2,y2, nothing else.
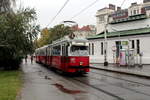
104,24,108,66
104,15,109,66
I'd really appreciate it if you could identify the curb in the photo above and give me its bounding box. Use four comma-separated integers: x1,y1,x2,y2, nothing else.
90,67,150,79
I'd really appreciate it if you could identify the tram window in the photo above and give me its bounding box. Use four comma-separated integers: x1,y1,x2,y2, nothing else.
48,47,51,56
66,44,68,56
89,43,91,55
52,45,61,56
62,45,65,56
70,45,88,56
92,43,94,55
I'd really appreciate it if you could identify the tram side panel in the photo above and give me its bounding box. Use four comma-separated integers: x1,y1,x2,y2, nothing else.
45,46,51,66
51,56,61,69
65,56,90,73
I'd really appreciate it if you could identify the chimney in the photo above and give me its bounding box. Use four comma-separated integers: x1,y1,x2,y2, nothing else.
143,0,150,3
131,2,137,6
109,4,116,10
117,7,121,11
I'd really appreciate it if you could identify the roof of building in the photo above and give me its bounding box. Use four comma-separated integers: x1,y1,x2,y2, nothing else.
87,28,150,40
72,25,92,31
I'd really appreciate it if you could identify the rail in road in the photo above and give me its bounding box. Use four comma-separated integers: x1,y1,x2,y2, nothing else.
64,69,150,100
24,62,150,100
90,70,150,87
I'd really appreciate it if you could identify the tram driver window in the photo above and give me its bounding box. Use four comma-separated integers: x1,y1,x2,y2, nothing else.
70,45,88,56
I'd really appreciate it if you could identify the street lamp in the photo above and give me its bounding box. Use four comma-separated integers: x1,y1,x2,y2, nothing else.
61,20,78,39
61,20,78,26
104,16,109,66
104,24,108,66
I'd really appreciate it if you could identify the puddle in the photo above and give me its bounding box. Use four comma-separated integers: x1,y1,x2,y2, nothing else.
52,83,86,94
38,70,42,72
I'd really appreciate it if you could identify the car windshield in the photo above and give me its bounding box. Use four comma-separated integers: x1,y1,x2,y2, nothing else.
70,45,88,56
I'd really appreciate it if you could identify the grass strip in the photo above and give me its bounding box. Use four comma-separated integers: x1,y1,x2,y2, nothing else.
0,70,22,100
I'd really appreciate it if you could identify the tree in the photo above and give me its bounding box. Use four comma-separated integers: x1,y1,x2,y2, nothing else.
0,0,16,13
37,24,73,47
0,8,39,69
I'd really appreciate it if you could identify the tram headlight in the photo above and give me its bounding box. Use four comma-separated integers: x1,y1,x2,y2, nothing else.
70,58,76,63
80,62,83,66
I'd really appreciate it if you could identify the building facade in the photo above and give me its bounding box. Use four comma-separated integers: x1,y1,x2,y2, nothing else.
88,28,150,65
96,4,115,34
88,1,150,65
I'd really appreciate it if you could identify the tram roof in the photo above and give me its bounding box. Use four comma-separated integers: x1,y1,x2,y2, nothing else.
36,45,49,50
36,38,88,50
52,38,88,45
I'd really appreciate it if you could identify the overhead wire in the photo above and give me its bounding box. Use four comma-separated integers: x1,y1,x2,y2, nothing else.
46,0,70,27
69,0,99,20
120,0,126,7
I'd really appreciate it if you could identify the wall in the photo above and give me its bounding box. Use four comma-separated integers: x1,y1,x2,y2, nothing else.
88,34,150,64
96,8,115,34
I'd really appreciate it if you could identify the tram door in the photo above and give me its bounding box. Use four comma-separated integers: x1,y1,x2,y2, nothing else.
47,47,52,66
61,44,69,70
46,48,48,65
61,44,67,69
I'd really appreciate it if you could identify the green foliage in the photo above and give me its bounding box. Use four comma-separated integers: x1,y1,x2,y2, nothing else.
0,8,40,69
0,0,16,13
37,24,73,47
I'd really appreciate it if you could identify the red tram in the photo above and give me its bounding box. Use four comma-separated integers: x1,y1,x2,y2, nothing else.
35,39,90,73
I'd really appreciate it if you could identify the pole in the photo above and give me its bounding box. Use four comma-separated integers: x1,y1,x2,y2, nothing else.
104,16,108,66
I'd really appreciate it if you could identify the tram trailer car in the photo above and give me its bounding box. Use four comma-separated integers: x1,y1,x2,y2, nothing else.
35,45,48,64
35,39,90,73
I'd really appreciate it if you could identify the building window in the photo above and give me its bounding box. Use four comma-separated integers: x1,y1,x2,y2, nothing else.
89,43,91,55
137,9,139,14
101,42,104,55
92,43,94,55
132,40,135,49
134,10,136,15
137,39,140,54
99,16,104,23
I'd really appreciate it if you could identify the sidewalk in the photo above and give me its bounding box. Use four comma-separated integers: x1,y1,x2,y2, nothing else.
90,63,150,78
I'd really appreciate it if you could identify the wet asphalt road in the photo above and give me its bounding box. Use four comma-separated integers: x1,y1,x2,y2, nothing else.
20,61,150,100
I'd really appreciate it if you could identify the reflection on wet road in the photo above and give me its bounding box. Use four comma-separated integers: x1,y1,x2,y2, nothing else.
20,62,150,100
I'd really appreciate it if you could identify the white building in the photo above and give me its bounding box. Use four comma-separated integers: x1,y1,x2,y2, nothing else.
96,4,115,34
88,28,150,65
88,1,150,65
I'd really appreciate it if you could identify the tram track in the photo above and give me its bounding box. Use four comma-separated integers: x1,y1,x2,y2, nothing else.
48,68,150,99
41,66,150,99
71,78,125,100
42,68,124,100
90,70,150,87
86,73,150,97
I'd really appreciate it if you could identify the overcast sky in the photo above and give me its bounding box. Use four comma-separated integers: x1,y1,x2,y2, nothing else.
18,0,142,28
